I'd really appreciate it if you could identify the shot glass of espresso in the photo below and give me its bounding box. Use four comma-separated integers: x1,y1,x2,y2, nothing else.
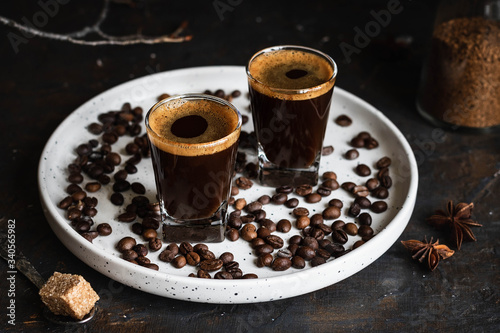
246,45,338,186
145,94,242,242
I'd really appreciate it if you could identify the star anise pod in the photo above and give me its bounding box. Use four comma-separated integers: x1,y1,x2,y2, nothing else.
401,237,454,271
427,201,482,250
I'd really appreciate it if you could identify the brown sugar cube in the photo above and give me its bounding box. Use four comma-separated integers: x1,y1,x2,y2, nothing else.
39,272,99,320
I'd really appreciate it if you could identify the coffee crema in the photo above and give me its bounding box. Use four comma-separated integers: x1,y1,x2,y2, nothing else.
247,48,336,101
146,99,240,157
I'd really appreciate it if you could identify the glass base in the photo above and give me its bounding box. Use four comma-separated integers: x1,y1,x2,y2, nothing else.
161,201,227,243
257,148,320,187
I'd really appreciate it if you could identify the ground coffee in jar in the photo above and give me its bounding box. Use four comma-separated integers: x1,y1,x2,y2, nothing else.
417,8,500,130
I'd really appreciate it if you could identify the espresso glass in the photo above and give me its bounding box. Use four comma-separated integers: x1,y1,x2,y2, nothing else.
247,45,337,187
145,94,242,242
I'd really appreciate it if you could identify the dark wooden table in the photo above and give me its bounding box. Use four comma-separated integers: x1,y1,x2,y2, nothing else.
1,1,499,332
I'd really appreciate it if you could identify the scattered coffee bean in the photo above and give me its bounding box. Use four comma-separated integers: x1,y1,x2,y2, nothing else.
272,257,292,271
348,203,361,217
142,228,157,240
295,184,313,196
234,198,247,210
323,171,337,180
257,195,271,205
179,242,193,255
371,201,388,213
265,235,284,249
200,258,223,272
235,177,253,190
376,156,392,169
172,255,187,268
285,198,299,208
311,256,326,267
331,229,348,244
322,206,340,220
341,182,356,192
255,244,273,256
353,240,365,249
276,185,293,194
358,225,374,238
358,212,372,226
322,145,334,156
116,237,136,252
277,249,293,258
277,219,292,233
335,114,352,126
271,193,288,205
118,211,136,223
131,182,146,195
246,201,262,213
148,238,162,252
219,252,234,265
296,246,316,261
257,227,271,239
185,251,201,266
305,193,322,203
328,198,343,208
241,224,257,241
317,187,332,197
372,186,389,199
293,207,309,217
85,182,101,193
133,244,148,257
344,222,358,236
345,149,359,160
352,185,370,197
322,179,339,190
96,223,112,236
296,216,310,229
356,164,371,177
291,255,306,269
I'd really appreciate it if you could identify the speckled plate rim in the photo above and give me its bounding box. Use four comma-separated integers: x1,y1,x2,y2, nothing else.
38,66,418,304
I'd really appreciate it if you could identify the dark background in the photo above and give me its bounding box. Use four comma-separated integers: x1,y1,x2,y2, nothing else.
1,0,499,332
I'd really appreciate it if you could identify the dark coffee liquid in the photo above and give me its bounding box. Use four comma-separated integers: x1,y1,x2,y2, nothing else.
150,141,238,220
248,48,335,169
147,99,240,222
249,87,333,168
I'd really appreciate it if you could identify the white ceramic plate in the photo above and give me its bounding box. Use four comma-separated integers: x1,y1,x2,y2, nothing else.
38,66,418,304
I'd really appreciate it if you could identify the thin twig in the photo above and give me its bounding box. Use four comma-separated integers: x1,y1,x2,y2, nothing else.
0,0,192,46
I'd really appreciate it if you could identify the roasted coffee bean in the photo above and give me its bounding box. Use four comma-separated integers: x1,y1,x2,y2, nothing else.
84,182,101,193
235,176,253,189
322,179,339,191
277,249,293,259
118,212,136,222
234,198,247,210
242,273,259,279
214,271,233,279
67,163,81,174
376,156,392,169
131,182,146,195
179,242,193,255
271,193,288,205
323,171,337,180
285,198,299,208
122,249,138,261
295,184,313,196
344,222,358,236
355,196,371,209
324,242,345,255
219,252,234,265
377,167,389,179
257,194,271,205
88,122,103,134
135,256,151,266
356,164,371,177
144,263,159,271
358,225,374,238
166,243,179,255
296,216,310,229
328,198,343,208
372,186,389,199
265,235,284,249
352,185,370,197
96,223,112,236
276,219,292,233
132,195,149,207
335,114,352,126
159,249,176,263
371,201,388,213
353,240,365,249
172,255,187,268
67,208,82,220
358,212,372,226
331,229,348,244
305,193,322,203
71,190,87,202
345,149,359,160
331,220,346,230
365,137,379,149
246,201,262,213
255,244,274,256
125,143,140,155
133,244,148,257
305,215,321,228
276,185,293,194
241,224,257,241
317,187,332,197
348,203,361,217
68,173,84,184
272,257,292,271
113,180,131,192
200,259,223,271
124,163,137,174
76,143,92,156
291,256,306,269
142,228,157,240
310,227,325,240
288,235,302,246
366,178,380,191
116,237,136,252
322,145,334,156
316,223,333,235
341,181,356,192
196,269,211,279
240,214,255,223
228,216,242,229
351,136,365,148
254,209,267,222
311,256,326,267
302,236,319,250
251,238,266,248
58,196,73,209
131,223,143,235
323,206,340,220
97,174,111,185
227,228,240,241
105,152,121,166
74,219,91,233
148,238,162,252
257,226,271,239
193,243,208,253
102,132,118,144
380,175,393,189
186,251,201,266
66,183,82,195
113,170,128,182
293,207,309,217
296,246,316,261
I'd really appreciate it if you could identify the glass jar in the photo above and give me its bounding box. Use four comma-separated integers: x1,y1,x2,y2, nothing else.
416,0,500,131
